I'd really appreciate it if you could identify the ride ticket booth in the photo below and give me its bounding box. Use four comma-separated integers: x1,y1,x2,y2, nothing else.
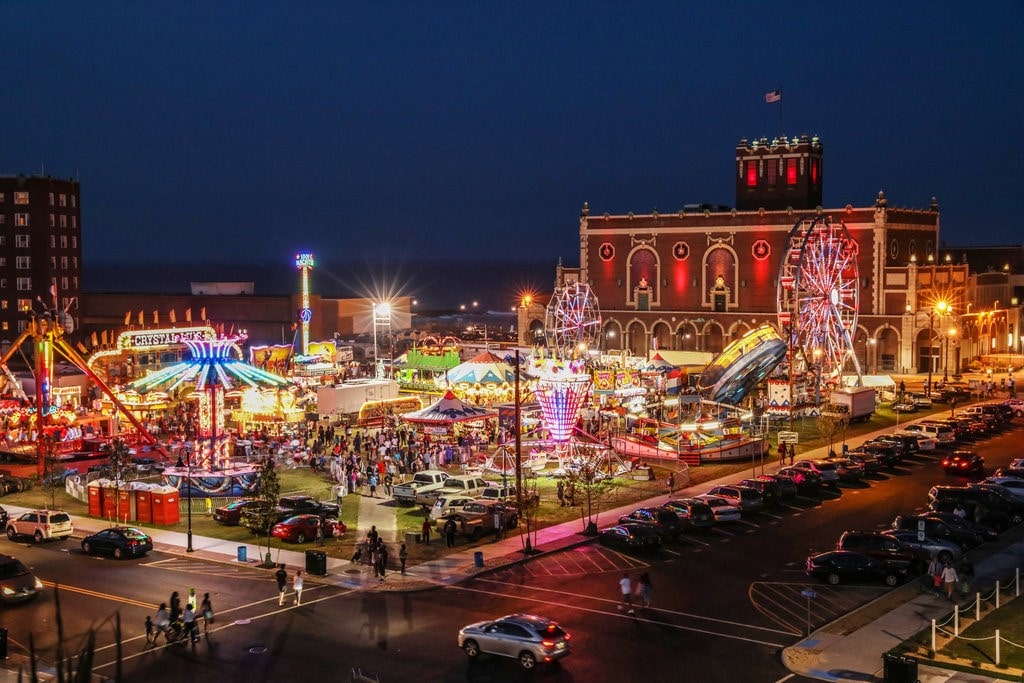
150,486,180,526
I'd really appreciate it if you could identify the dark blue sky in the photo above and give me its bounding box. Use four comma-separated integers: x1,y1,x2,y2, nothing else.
5,3,1023,278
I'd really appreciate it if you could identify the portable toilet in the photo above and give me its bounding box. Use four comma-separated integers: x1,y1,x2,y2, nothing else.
134,485,154,524
151,486,180,526
87,481,103,517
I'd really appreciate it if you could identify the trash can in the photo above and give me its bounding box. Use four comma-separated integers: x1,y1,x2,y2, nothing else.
882,653,917,683
473,551,484,568
0,626,7,659
237,546,247,563
305,549,327,576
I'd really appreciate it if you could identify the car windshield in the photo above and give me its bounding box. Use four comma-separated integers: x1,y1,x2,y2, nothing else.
0,559,29,578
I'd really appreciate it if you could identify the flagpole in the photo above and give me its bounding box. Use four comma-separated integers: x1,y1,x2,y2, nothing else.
777,87,783,137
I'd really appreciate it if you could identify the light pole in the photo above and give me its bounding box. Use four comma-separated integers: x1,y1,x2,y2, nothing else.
927,301,949,394
176,447,194,553
943,328,957,382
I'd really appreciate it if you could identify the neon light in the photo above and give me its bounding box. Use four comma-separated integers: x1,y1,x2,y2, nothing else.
295,252,314,356
116,326,216,351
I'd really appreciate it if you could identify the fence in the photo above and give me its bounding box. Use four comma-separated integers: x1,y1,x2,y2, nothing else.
929,568,1022,667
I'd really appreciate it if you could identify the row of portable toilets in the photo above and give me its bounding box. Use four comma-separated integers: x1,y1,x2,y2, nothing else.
84,480,181,525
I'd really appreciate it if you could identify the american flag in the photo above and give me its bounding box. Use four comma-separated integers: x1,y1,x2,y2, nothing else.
765,90,782,103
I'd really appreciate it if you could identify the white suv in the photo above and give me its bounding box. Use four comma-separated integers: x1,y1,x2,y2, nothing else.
7,510,74,543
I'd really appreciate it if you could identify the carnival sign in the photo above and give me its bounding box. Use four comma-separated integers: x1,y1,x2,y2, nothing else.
117,326,217,351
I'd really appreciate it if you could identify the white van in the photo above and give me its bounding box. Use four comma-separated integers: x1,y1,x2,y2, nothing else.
898,423,955,445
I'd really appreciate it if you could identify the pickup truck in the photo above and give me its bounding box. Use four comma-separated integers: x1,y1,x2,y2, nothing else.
426,475,491,507
241,494,340,531
436,499,519,541
393,470,450,507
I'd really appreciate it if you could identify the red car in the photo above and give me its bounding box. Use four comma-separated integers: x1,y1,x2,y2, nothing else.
271,515,346,543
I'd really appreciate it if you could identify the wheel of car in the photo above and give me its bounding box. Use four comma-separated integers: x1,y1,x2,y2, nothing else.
508,515,518,529
1010,513,1023,525
826,572,841,585
295,533,306,544
33,530,43,543
82,541,91,553
884,573,899,587
113,547,123,559
6,527,15,540
462,640,480,659
518,651,536,669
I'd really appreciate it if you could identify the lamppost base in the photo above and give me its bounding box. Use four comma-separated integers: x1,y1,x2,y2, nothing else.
187,531,194,553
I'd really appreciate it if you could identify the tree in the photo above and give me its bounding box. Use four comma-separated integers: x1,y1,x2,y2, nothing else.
107,438,136,524
816,409,850,457
252,458,281,567
563,447,619,535
39,433,66,510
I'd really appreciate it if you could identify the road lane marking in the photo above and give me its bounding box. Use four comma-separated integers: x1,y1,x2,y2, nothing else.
39,581,157,610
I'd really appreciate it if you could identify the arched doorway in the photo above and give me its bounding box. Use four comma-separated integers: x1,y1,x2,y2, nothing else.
626,321,647,356
675,322,698,351
603,320,623,352
651,321,672,351
915,329,937,374
873,326,900,374
527,319,545,346
703,321,725,354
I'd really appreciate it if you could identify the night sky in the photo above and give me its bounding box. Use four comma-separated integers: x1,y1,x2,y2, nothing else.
4,3,1022,302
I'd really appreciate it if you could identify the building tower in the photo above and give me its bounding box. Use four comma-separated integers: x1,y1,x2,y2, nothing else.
0,176,83,345
735,135,823,211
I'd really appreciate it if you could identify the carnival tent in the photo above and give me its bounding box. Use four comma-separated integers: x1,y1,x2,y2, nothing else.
644,353,677,373
401,390,497,424
443,351,517,387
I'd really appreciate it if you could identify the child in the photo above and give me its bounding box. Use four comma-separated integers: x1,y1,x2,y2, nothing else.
145,615,154,644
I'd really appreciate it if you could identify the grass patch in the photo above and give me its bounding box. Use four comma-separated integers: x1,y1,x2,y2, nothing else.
938,600,1024,670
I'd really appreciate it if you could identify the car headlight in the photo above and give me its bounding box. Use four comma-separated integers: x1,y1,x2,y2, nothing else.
35,578,43,589
2,586,14,596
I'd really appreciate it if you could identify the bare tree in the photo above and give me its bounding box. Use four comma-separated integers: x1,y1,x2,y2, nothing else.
816,410,850,457
107,438,136,524
563,447,619,535
252,458,281,566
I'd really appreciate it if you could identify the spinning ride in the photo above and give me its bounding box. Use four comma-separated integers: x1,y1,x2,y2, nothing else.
544,281,602,355
777,216,862,383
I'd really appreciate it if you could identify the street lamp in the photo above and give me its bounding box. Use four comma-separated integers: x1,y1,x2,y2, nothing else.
176,447,194,553
927,301,950,394
372,302,392,379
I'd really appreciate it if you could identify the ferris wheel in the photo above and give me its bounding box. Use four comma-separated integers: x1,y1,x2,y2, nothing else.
544,281,602,358
776,216,862,381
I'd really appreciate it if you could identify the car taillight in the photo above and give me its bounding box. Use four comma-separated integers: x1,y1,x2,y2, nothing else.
541,640,556,648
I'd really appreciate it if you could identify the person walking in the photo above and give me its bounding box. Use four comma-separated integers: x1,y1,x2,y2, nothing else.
444,516,457,548
199,593,214,634
788,444,796,465
399,542,408,575
637,572,653,609
618,572,635,615
169,591,182,624
293,570,304,605
276,564,288,605
777,442,786,463
377,544,389,581
182,603,199,645
556,480,565,507
666,472,675,500
421,517,431,545
145,615,155,644
153,603,171,643
941,562,959,600
927,556,945,595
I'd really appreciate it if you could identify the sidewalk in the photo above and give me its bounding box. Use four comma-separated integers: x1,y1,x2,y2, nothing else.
4,383,1022,681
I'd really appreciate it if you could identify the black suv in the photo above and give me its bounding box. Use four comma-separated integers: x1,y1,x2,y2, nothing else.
739,477,782,507
870,434,919,457
928,498,1013,533
929,485,1024,524
891,514,985,551
835,531,920,571
661,499,715,531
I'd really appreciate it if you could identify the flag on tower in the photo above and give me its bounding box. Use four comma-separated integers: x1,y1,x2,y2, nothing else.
765,89,782,103
169,309,177,324
185,308,192,323
124,311,131,326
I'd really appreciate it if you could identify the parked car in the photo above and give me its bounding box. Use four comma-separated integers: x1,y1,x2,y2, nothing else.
661,498,715,531
790,460,840,487
0,554,43,604
0,505,7,527
882,529,961,566
928,498,1014,533
891,514,985,552
739,477,782,506
776,466,822,493
978,477,1024,501
909,434,939,451
597,523,663,552
835,530,922,571
760,473,799,498
81,526,154,558
213,499,265,526
926,511,1001,542
892,400,918,413
458,613,571,669
271,514,346,543
6,509,73,543
618,507,684,539
910,393,932,408
844,450,885,474
1002,398,1024,417
941,451,985,475
429,495,478,522
871,433,920,457
805,550,909,586
706,484,764,513
694,494,743,523
828,457,865,482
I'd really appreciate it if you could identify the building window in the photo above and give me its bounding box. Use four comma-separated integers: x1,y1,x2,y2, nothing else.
786,158,797,185
14,214,29,227
15,235,29,248
0,300,6,309
48,192,54,205
71,236,77,248
61,276,69,290
746,160,757,187
71,195,76,208
61,256,68,269
15,192,29,205
0,215,4,224
72,256,78,269
72,216,77,229
72,276,79,289
49,235,56,248
0,193,5,203
60,235,68,249
0,280,6,289
49,257,56,269
811,158,820,184
17,299,30,311
16,279,31,292
17,320,26,333
1,322,7,331
15,256,30,269
49,214,56,227
59,215,67,228
59,194,67,207
0,258,5,267
0,237,6,247
766,158,777,184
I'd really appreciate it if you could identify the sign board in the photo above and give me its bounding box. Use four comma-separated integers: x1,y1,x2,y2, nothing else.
778,431,799,444
800,588,817,599
917,520,926,542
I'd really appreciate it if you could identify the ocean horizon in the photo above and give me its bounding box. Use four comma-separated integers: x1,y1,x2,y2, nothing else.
84,259,563,313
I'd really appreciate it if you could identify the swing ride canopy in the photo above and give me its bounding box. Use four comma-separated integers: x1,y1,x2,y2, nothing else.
401,390,497,424
643,353,676,373
127,337,293,394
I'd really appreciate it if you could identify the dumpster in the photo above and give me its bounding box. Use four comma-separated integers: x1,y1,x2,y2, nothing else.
882,653,918,683
237,546,247,563
473,551,484,568
305,549,327,576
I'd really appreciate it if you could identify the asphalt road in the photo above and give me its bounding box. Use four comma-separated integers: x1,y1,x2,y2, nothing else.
2,417,1021,682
